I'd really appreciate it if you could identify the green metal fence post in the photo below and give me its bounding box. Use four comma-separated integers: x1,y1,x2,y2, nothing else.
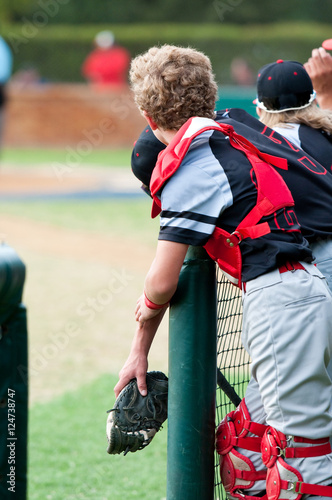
0,244,28,499
167,246,217,499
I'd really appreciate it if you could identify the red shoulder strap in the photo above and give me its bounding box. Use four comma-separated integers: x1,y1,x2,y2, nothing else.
150,118,221,217
149,118,292,221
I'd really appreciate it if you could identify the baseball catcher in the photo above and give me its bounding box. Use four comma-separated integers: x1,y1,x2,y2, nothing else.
106,371,168,455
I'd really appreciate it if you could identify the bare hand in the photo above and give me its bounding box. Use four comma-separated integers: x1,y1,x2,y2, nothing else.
114,350,148,398
134,294,163,324
304,47,332,109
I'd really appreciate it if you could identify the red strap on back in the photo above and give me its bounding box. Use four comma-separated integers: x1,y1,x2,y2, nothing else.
150,117,295,288
150,118,292,219
226,127,288,171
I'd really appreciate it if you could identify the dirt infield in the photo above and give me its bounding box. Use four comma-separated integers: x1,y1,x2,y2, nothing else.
1,167,168,405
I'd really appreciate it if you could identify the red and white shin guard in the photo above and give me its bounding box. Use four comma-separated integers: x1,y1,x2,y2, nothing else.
216,399,268,499
261,427,332,499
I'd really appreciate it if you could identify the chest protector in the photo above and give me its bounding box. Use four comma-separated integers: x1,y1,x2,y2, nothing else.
150,117,294,288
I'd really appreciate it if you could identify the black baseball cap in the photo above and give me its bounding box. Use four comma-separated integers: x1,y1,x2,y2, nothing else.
255,59,316,113
131,126,166,189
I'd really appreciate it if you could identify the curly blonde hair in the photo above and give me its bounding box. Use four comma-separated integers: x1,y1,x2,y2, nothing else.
259,102,332,135
130,45,218,130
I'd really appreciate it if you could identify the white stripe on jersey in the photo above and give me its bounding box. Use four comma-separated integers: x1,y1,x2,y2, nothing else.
159,213,216,236
160,130,233,241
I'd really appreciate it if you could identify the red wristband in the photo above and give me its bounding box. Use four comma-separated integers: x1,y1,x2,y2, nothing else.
144,292,168,310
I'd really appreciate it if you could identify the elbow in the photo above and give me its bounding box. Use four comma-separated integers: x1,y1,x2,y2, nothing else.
145,270,179,303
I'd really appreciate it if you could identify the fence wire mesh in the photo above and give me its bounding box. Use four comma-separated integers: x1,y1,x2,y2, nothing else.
214,268,250,499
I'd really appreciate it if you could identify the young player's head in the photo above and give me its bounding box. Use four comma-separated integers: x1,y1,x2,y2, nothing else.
129,44,218,131
255,59,332,133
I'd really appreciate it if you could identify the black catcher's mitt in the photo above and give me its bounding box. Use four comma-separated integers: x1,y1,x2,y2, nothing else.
106,371,168,455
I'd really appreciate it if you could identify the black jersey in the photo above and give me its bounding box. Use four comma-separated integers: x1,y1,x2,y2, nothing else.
273,122,332,173
151,117,312,283
215,109,332,242
132,109,332,244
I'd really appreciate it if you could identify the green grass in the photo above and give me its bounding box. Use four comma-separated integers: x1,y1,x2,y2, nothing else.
1,148,132,167
28,374,167,500
0,199,160,243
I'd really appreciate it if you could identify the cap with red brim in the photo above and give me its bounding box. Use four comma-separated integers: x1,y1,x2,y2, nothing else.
322,39,332,50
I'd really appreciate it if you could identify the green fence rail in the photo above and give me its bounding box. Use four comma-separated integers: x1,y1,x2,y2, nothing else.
167,247,217,499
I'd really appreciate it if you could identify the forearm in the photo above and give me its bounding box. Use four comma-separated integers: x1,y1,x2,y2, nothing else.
316,93,332,111
115,240,188,395
131,308,167,356
114,308,167,397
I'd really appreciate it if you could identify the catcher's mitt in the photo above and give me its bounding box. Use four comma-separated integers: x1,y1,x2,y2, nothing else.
106,371,168,456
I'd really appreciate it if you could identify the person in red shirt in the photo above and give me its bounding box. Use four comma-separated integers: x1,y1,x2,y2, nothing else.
81,31,130,87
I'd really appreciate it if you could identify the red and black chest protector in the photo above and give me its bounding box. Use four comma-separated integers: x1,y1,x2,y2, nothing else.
150,117,294,288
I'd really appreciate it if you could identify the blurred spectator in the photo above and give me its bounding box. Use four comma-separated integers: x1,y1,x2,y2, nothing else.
230,57,255,86
81,31,131,87
304,44,332,110
0,36,13,149
11,64,44,89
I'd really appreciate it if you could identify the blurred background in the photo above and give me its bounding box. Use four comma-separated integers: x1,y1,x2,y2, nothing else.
0,2,331,499
1,0,332,148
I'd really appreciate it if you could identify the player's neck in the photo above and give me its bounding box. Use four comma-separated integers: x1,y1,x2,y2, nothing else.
158,129,177,146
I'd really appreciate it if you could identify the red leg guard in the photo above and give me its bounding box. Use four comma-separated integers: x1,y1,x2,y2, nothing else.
219,449,267,500
216,400,268,499
232,398,267,439
261,427,332,499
